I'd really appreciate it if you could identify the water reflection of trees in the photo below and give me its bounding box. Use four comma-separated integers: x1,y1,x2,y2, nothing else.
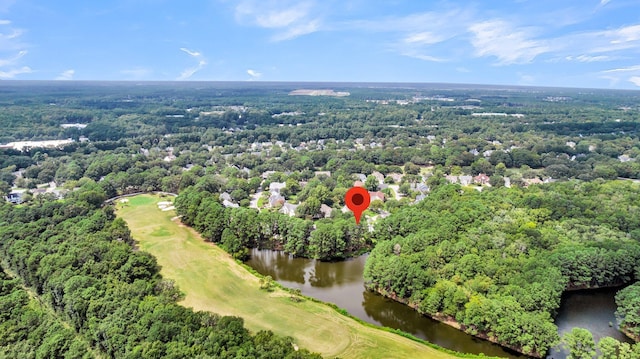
249,250,368,288
309,261,341,287
308,256,366,287
361,290,526,358
361,290,427,335
246,249,307,284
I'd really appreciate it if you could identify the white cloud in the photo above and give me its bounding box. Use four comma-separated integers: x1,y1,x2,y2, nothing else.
180,48,201,57
599,65,640,88
0,20,24,52
518,72,535,85
404,53,446,62
599,75,620,86
350,8,472,34
403,32,446,45
177,47,207,80
571,24,640,54
469,20,550,65
0,18,29,79
253,5,308,28
235,0,321,41
602,65,640,73
121,67,152,79
0,48,24,66
610,24,640,44
565,54,613,62
273,19,320,41
600,0,612,5
0,65,31,79
0,28,20,40
55,69,74,80
355,8,473,62
247,69,262,79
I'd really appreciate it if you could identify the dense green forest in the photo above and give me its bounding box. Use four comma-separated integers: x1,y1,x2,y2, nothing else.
0,182,320,358
1,82,640,357
365,180,640,356
0,269,94,358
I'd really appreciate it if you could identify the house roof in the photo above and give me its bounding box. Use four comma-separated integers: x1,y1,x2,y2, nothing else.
320,204,333,218
279,203,299,216
369,191,385,201
222,199,239,208
268,194,285,207
269,182,286,192
371,171,385,182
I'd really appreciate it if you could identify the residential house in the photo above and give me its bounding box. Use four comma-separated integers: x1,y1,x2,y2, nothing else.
269,182,286,194
474,174,490,185
369,191,385,202
410,183,429,193
523,177,543,187
619,155,633,162
354,173,367,182
268,194,285,208
459,176,473,186
445,175,473,186
320,204,333,218
5,189,26,204
314,171,331,178
445,175,459,184
388,173,404,183
222,199,239,208
280,203,299,217
371,171,385,184
31,188,47,196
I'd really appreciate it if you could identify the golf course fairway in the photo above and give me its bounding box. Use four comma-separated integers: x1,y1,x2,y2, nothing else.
116,194,466,359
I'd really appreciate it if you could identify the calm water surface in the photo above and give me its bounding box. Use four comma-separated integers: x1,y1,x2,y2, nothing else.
246,249,632,359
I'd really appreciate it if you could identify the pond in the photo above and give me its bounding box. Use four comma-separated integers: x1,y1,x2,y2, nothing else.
245,249,632,359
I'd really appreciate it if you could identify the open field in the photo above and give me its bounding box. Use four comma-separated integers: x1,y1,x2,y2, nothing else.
116,194,463,359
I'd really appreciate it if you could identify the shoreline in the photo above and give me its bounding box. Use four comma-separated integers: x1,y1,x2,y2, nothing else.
621,326,640,342
370,282,639,358
372,288,542,358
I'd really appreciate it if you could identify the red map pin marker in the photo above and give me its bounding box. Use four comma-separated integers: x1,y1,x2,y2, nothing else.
345,186,370,224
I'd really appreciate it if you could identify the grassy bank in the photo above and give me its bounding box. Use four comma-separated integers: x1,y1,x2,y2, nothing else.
115,194,470,359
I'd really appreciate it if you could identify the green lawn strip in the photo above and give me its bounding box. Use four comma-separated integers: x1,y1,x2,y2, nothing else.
116,194,491,359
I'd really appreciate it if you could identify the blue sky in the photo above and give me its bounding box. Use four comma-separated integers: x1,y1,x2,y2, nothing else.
1,0,640,89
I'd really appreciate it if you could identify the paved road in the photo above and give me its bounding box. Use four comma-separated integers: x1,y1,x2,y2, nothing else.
249,190,263,209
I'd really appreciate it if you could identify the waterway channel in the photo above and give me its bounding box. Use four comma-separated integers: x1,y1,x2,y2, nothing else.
245,249,633,359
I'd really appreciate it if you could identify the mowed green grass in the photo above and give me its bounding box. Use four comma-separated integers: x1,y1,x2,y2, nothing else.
116,194,461,359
